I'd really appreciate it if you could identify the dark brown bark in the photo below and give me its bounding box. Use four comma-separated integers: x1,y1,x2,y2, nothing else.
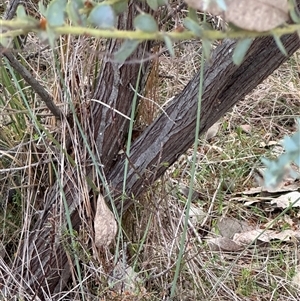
108,34,300,211
1,2,152,299
90,12,150,173
2,1,300,300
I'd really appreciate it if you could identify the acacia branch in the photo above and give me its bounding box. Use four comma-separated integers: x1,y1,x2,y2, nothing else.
2,16,300,42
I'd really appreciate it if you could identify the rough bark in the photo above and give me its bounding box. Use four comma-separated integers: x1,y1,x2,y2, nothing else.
2,1,300,299
1,2,152,299
90,8,150,173
3,0,22,20
108,34,300,211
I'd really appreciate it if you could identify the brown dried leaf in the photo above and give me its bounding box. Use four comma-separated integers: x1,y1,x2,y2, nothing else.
217,217,253,239
233,229,275,244
271,230,300,241
271,191,300,209
94,194,117,247
233,229,300,245
185,0,289,32
239,124,252,134
208,237,243,251
240,182,299,196
205,122,220,141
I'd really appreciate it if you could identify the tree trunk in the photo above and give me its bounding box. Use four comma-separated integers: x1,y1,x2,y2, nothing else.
2,3,300,300
2,2,152,299
108,34,300,211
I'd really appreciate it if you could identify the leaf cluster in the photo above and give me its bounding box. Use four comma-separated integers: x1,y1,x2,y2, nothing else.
1,0,300,63
262,119,300,189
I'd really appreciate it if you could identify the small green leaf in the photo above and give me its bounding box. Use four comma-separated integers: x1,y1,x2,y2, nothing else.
15,5,38,25
294,153,300,166
146,0,166,10
46,0,67,27
112,1,128,15
202,39,212,59
134,13,158,32
188,7,198,21
183,17,202,37
157,0,166,6
164,35,174,57
66,0,85,26
288,0,300,23
16,5,27,19
88,4,116,29
38,2,47,16
147,0,159,10
262,119,300,189
46,25,58,48
262,157,287,188
0,37,10,48
114,39,140,63
232,38,252,65
273,35,287,56
283,136,299,153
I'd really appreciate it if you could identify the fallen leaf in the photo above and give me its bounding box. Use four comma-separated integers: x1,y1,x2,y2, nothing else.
208,237,243,251
233,229,272,244
189,204,206,225
94,194,117,247
239,124,252,134
240,187,265,195
259,141,280,148
184,0,289,32
243,199,269,206
205,122,220,141
233,229,300,245
271,229,300,241
239,183,299,195
217,217,253,239
109,263,144,293
271,191,300,209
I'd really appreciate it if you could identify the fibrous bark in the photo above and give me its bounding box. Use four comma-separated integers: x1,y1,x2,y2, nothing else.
2,0,300,299
1,1,152,299
108,34,300,211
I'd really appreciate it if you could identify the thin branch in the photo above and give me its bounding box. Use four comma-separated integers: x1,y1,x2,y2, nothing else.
3,0,22,20
91,98,132,121
1,51,63,119
1,0,63,120
3,20,300,42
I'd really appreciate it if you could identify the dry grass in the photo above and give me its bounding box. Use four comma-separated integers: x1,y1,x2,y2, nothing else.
1,2,300,301
133,39,300,300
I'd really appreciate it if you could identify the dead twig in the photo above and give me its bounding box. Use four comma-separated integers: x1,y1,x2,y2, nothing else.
1,0,63,120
